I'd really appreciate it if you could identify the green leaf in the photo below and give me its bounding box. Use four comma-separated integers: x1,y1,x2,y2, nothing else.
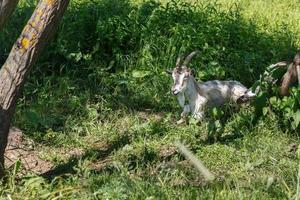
212,107,218,117
263,107,268,116
292,110,300,129
269,96,278,105
210,61,218,66
132,70,150,78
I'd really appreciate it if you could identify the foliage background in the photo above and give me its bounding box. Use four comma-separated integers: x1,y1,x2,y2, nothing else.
0,0,300,199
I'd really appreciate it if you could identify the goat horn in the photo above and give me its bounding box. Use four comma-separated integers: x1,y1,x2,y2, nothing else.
269,61,289,69
176,56,182,67
274,61,289,67
183,50,200,66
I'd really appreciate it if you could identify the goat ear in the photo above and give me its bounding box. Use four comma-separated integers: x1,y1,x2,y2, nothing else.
189,69,195,76
166,69,173,75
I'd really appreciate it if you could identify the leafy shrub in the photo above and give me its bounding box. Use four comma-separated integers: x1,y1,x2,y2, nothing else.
251,64,300,131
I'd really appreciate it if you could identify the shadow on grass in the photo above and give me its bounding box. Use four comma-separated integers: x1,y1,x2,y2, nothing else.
198,105,258,145
40,132,130,179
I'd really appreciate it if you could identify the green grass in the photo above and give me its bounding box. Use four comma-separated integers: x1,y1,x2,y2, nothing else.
0,0,300,199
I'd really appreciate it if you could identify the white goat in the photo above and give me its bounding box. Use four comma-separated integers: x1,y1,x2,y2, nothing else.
167,51,255,123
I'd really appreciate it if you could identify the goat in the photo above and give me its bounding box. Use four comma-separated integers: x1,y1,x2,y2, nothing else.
274,52,300,96
167,51,255,123
247,52,300,97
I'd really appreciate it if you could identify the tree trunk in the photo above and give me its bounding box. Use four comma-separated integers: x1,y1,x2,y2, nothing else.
0,0,69,177
0,0,19,31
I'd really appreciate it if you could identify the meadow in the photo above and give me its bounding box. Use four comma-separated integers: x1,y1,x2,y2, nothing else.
0,0,300,199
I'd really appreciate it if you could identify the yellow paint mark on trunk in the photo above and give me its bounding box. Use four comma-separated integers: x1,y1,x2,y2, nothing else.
47,0,55,5
21,38,30,49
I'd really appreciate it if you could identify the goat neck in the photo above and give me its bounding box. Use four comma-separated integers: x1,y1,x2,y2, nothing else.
185,75,204,100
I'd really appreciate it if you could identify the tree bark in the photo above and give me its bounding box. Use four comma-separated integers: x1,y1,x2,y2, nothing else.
0,0,69,177
0,0,19,31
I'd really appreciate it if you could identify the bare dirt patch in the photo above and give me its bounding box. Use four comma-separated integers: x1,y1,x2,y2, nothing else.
5,127,53,175
4,128,84,175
